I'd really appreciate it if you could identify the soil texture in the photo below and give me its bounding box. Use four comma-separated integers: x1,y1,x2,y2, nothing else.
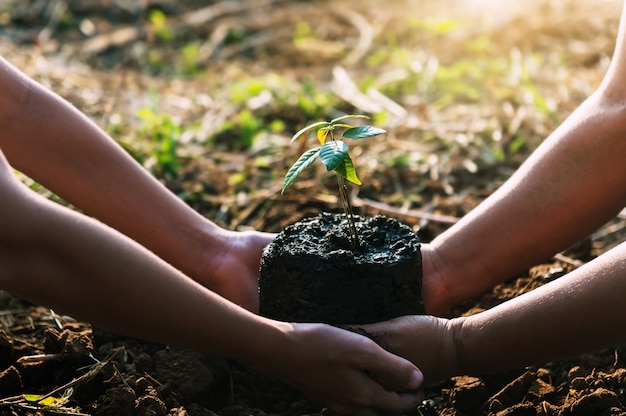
3,252,626,416
259,213,424,325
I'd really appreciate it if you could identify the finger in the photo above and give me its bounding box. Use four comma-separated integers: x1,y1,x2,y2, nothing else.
302,372,418,416
329,376,422,415
340,369,422,415
364,345,423,392
370,389,423,415
352,318,408,353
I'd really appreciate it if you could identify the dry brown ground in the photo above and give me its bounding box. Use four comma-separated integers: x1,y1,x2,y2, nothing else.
1,0,626,415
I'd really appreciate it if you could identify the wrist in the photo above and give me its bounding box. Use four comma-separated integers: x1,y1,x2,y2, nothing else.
424,236,502,314
151,211,226,281
183,220,228,277
442,316,469,379
421,244,457,315
236,318,296,375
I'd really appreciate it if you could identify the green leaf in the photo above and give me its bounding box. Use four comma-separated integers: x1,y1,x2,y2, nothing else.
290,121,329,143
343,125,386,139
282,147,321,193
329,123,355,130
336,153,361,185
330,114,369,124
320,141,348,171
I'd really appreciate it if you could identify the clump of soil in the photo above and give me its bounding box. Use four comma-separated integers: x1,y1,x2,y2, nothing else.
2,238,626,416
258,213,424,324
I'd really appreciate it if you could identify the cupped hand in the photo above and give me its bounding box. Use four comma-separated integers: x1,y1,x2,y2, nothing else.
360,315,458,387
199,229,276,312
267,323,424,415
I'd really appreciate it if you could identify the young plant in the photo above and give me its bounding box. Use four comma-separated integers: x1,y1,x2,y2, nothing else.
282,115,386,248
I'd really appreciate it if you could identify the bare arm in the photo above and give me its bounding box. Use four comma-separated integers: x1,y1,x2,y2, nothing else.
0,56,270,310
422,4,626,314
453,241,626,377
0,151,422,415
0,60,424,412
423,92,626,314
365,241,626,385
363,2,626,386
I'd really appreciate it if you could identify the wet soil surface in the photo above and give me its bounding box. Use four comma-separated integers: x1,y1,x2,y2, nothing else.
2,243,626,416
259,213,424,325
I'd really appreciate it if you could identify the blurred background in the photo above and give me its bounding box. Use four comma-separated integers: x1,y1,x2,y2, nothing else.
0,0,621,237
0,0,622,230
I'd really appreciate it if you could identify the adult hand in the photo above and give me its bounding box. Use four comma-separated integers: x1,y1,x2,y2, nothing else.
198,229,275,312
264,322,424,415
361,315,458,387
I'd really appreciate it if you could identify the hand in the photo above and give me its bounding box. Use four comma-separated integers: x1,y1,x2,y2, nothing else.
197,229,276,312
266,323,424,415
361,315,457,387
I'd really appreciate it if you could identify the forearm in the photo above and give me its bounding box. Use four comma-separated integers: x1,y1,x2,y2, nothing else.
0,168,424,414
0,174,279,364
451,242,626,377
0,56,219,278
429,92,626,311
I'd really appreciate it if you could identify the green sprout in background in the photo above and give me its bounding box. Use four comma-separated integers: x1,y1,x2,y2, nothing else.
282,115,386,248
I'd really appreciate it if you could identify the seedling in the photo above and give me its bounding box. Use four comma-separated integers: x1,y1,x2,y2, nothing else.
282,115,386,248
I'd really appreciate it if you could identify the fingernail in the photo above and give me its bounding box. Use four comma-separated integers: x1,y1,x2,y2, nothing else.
408,369,424,389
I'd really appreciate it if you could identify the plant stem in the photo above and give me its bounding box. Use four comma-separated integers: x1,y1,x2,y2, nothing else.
336,172,359,249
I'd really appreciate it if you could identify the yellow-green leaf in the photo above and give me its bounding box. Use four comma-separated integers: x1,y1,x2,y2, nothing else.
23,394,69,407
335,154,361,185
317,127,330,144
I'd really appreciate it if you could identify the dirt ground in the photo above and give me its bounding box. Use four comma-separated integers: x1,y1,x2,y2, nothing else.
1,0,626,415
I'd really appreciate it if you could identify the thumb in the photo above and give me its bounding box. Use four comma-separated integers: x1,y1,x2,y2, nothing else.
368,346,424,392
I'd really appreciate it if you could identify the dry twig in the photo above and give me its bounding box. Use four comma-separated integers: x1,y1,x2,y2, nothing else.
355,197,460,225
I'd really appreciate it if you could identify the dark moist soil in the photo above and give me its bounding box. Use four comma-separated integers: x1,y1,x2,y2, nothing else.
258,213,424,325
3,239,626,416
